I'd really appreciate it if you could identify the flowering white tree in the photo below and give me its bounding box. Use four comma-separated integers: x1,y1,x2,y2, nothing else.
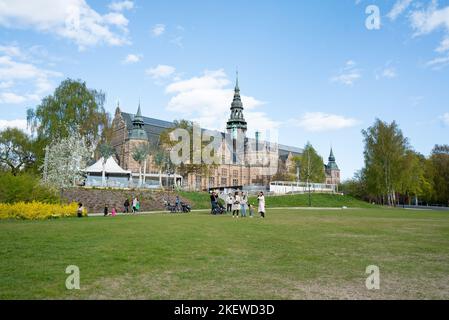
43,132,92,190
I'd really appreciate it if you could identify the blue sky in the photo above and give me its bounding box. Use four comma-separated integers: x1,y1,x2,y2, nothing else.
1,0,448,180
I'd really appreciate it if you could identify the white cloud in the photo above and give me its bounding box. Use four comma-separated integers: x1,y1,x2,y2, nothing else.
0,80,13,89
293,112,361,132
387,0,413,21
376,64,398,79
146,64,176,79
426,55,449,69
170,36,184,48
410,1,449,53
108,0,134,12
123,53,142,64
0,92,27,104
163,69,276,134
0,118,28,131
0,49,62,104
0,0,131,50
440,112,449,126
0,45,23,58
151,24,165,37
331,60,361,86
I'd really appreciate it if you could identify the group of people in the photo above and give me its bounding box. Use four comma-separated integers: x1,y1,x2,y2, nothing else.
102,196,141,217
123,196,141,214
210,190,266,218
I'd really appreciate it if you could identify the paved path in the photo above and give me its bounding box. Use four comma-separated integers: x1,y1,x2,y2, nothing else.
87,207,353,217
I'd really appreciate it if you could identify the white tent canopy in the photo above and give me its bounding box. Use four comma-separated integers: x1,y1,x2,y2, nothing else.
84,157,131,175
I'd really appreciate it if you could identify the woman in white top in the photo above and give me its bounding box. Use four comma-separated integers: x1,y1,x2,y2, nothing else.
232,191,241,218
257,192,266,218
226,194,233,213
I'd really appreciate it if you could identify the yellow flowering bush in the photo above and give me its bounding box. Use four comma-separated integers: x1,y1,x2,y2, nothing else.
0,202,85,220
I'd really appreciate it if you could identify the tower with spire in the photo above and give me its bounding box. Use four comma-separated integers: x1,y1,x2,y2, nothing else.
226,71,247,134
325,148,340,185
129,102,148,141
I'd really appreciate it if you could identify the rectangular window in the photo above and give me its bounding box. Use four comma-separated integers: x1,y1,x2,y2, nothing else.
209,177,215,186
233,170,238,178
221,177,227,186
232,179,239,186
222,168,228,176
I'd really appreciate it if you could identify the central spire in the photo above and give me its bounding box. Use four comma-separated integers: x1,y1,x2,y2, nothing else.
226,70,247,131
129,102,147,140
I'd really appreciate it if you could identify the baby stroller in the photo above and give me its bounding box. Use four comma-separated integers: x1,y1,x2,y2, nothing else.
180,202,191,213
211,202,225,215
164,200,178,213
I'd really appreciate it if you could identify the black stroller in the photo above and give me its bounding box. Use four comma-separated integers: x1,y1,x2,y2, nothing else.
180,202,191,213
164,200,178,213
211,201,225,215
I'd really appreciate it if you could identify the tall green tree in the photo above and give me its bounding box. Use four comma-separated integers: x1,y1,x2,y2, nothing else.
362,119,408,206
297,142,325,183
398,150,431,205
428,145,449,205
27,78,109,150
0,128,36,175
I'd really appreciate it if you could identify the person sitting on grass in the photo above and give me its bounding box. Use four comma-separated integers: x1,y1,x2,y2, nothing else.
77,203,84,218
111,206,117,217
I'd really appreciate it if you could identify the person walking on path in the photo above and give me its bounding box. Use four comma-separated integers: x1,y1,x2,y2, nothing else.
257,192,266,218
226,193,233,213
132,196,137,213
232,191,241,218
240,192,248,217
135,197,140,212
104,204,109,217
124,198,130,213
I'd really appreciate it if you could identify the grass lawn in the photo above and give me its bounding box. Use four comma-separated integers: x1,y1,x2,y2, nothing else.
0,207,448,299
179,192,373,209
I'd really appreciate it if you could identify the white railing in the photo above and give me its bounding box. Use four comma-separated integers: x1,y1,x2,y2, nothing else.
270,181,337,194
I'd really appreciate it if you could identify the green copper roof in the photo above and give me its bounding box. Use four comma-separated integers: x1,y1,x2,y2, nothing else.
326,148,339,170
226,72,247,131
129,103,148,140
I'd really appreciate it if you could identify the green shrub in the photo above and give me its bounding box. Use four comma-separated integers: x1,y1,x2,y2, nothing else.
0,172,60,204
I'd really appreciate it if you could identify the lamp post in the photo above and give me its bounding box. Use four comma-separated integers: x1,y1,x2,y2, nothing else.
307,148,311,207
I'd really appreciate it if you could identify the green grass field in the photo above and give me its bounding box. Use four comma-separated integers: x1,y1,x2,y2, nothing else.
1,207,448,299
179,192,374,209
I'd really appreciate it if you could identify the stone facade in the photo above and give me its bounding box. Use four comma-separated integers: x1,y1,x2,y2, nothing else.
110,77,340,190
